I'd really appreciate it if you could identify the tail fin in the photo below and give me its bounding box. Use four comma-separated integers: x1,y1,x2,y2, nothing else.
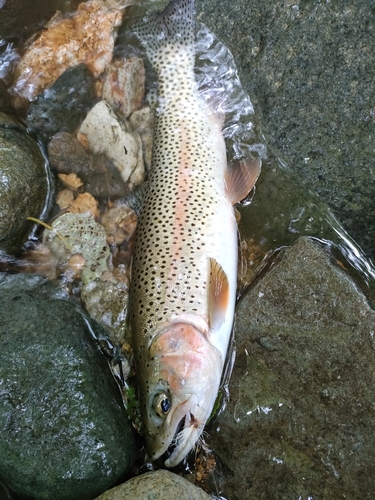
134,0,195,72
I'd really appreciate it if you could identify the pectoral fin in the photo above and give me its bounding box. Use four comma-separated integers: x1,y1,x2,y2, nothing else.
225,157,261,205
208,258,230,331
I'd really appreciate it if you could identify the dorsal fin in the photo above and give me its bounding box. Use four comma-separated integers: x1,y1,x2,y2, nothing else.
225,157,261,205
208,258,230,331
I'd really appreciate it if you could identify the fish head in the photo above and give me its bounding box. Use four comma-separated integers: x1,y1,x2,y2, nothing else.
142,322,223,467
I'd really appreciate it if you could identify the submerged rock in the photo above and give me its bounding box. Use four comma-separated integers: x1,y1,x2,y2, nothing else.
26,64,97,138
57,190,100,217
48,131,128,199
95,470,211,500
197,0,375,260
208,237,375,499
0,79,10,112
99,57,145,118
0,112,49,254
12,0,123,103
81,279,130,346
77,100,144,188
58,172,84,191
0,273,136,500
101,203,137,247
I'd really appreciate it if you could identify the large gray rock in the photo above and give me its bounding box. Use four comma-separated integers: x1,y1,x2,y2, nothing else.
196,0,375,260
0,113,49,254
0,274,136,500
96,470,211,500
207,237,375,499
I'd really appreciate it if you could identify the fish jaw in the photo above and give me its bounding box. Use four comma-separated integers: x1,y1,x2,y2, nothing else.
142,322,223,465
164,400,212,468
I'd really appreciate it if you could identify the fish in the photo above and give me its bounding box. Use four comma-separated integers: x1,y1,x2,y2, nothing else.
130,0,261,467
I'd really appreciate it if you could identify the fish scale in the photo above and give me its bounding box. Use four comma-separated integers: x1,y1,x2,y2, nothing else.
130,0,259,467
131,104,227,337
130,6,233,346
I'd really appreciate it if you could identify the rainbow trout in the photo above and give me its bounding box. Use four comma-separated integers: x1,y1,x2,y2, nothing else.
130,0,260,466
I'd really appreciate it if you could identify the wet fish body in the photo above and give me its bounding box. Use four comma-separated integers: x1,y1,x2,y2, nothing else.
130,0,260,466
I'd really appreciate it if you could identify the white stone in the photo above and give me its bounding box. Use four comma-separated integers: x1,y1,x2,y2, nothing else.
77,100,144,186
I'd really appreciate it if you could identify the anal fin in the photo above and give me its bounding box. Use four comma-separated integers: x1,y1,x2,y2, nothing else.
225,157,261,205
209,258,230,331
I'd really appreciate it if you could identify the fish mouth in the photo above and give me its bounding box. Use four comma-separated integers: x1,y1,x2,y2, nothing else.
165,415,186,457
146,394,199,463
163,411,203,468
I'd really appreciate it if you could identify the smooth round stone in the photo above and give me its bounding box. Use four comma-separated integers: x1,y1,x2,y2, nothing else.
0,112,49,254
0,273,136,500
96,470,211,500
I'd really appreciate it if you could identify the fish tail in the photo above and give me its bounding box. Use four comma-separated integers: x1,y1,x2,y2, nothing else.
134,0,195,73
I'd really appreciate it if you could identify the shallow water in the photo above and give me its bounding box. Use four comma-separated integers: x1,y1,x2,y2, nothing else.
1,1,375,498
119,4,375,305
2,2,374,293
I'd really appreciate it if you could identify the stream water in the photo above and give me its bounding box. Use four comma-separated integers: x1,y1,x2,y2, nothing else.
1,0,374,499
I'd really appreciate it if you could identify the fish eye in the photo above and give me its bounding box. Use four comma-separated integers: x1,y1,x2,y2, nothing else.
153,392,171,417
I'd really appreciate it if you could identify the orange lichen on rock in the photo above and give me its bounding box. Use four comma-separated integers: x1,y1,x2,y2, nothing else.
12,0,124,101
56,190,99,218
68,192,100,218
58,173,84,191
56,189,75,209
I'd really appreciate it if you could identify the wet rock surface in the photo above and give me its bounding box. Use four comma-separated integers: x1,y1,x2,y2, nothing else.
12,0,124,102
0,273,136,500
99,56,145,118
77,100,144,188
129,106,154,173
26,64,97,138
208,237,375,499
95,470,211,500
0,112,48,254
197,0,375,260
48,131,128,198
